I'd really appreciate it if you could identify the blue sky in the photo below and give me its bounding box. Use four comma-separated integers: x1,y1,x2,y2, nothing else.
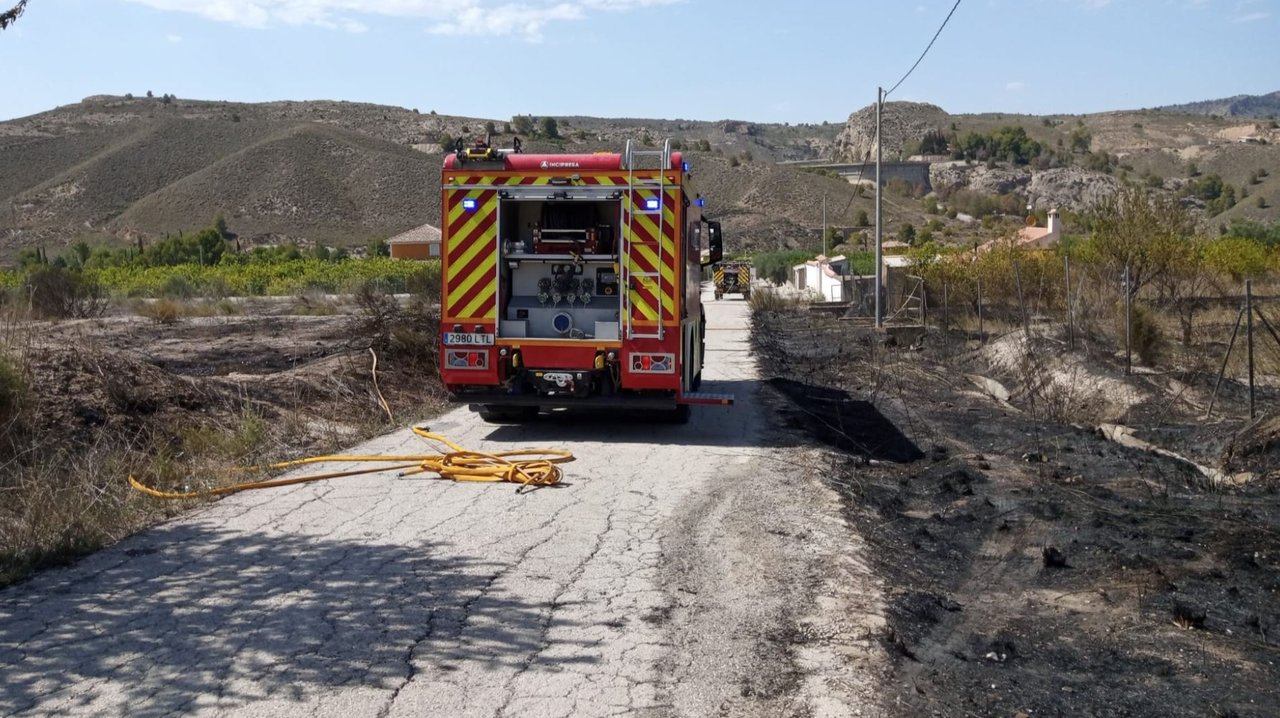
1,0,1276,123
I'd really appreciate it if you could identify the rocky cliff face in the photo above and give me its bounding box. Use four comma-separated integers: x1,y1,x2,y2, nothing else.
1027,168,1122,212
929,162,1121,212
832,102,950,162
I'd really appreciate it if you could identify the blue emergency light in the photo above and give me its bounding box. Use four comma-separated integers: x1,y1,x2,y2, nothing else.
645,198,660,211
682,161,690,172
696,198,706,207
462,198,478,211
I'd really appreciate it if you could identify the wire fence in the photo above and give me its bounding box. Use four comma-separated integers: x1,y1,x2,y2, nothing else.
855,255,1280,422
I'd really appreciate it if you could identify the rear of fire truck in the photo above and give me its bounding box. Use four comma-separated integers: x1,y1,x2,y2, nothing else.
712,261,752,300
438,138,730,423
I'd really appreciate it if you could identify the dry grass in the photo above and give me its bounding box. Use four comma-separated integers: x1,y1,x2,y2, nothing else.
749,288,808,313
0,291,449,588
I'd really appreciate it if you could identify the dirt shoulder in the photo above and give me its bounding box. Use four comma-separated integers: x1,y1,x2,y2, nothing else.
753,308,1280,718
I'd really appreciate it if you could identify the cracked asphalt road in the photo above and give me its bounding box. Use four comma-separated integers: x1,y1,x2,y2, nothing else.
0,293,886,717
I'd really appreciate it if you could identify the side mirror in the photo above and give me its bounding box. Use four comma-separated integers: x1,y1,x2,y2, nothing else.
704,220,723,266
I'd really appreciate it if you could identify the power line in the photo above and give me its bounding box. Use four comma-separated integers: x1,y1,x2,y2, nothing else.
885,0,963,98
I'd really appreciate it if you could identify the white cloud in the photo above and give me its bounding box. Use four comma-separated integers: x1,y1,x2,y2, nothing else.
1231,10,1269,20
1006,80,1025,92
428,3,584,41
166,32,183,42
120,0,680,38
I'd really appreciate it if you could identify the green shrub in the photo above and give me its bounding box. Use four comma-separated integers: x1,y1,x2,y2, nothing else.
26,267,106,319
752,250,813,286
160,274,196,299
1118,303,1163,366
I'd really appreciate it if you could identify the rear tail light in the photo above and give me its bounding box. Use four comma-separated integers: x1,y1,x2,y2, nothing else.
446,350,489,370
629,353,674,374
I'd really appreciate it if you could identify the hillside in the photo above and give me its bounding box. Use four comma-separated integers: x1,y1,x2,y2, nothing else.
0,95,846,258
1154,90,1280,119
832,100,1280,227
3,93,1279,262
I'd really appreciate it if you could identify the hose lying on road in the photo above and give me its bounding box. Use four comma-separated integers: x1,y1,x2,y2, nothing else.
128,427,574,499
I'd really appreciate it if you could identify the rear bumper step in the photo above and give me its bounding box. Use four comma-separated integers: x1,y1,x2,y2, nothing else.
679,392,735,406
456,393,680,410
453,391,734,409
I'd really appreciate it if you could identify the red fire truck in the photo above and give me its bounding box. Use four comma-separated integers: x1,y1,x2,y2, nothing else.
438,138,731,423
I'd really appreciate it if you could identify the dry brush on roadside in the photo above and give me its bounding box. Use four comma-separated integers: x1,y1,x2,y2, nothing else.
0,282,448,587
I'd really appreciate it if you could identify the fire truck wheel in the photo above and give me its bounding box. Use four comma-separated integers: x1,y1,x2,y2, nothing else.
477,405,539,423
660,404,691,424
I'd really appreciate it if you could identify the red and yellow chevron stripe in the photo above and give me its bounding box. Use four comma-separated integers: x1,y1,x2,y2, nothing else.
443,189,498,323
623,188,678,325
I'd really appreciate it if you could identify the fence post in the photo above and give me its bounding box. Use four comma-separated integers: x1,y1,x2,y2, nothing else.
943,281,950,334
1247,279,1255,420
1064,255,1074,350
977,277,984,344
921,281,928,329
1124,263,1132,375
1207,301,1247,419
1014,259,1030,342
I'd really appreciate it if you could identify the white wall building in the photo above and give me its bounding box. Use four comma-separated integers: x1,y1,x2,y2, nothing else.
791,255,847,301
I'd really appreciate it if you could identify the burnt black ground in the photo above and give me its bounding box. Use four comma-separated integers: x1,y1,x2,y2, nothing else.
754,307,1280,718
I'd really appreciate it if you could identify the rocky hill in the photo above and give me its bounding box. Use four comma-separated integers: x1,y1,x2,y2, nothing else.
830,99,1280,225
832,102,950,163
0,95,845,257
1153,91,1280,119
2,93,1278,261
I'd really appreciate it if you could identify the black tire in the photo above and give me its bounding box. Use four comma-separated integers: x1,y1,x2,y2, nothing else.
656,404,691,424
692,311,705,391
477,405,539,423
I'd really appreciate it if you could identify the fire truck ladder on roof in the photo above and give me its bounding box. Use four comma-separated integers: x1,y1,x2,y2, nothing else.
622,138,671,341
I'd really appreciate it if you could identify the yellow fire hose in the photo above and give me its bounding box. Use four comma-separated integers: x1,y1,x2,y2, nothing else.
128,427,574,499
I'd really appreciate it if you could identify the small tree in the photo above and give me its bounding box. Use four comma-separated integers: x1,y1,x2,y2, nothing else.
898,223,916,244
366,238,391,258
854,209,869,226
511,115,534,135
540,116,559,139
1069,125,1092,154
483,121,496,135
1084,186,1195,298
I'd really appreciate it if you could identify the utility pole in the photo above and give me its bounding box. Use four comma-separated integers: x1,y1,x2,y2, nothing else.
822,194,828,257
874,87,884,328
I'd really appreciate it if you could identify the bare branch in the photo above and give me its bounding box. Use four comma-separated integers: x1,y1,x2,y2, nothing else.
0,0,29,31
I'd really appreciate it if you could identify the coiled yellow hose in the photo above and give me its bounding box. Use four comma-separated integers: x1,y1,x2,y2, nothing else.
129,427,574,498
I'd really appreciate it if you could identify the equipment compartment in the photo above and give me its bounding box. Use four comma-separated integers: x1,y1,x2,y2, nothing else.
497,197,623,340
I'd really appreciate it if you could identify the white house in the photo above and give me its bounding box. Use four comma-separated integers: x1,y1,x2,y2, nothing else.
791,255,847,301
977,209,1062,254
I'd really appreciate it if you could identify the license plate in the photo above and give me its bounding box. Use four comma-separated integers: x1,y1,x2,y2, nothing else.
444,332,494,346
